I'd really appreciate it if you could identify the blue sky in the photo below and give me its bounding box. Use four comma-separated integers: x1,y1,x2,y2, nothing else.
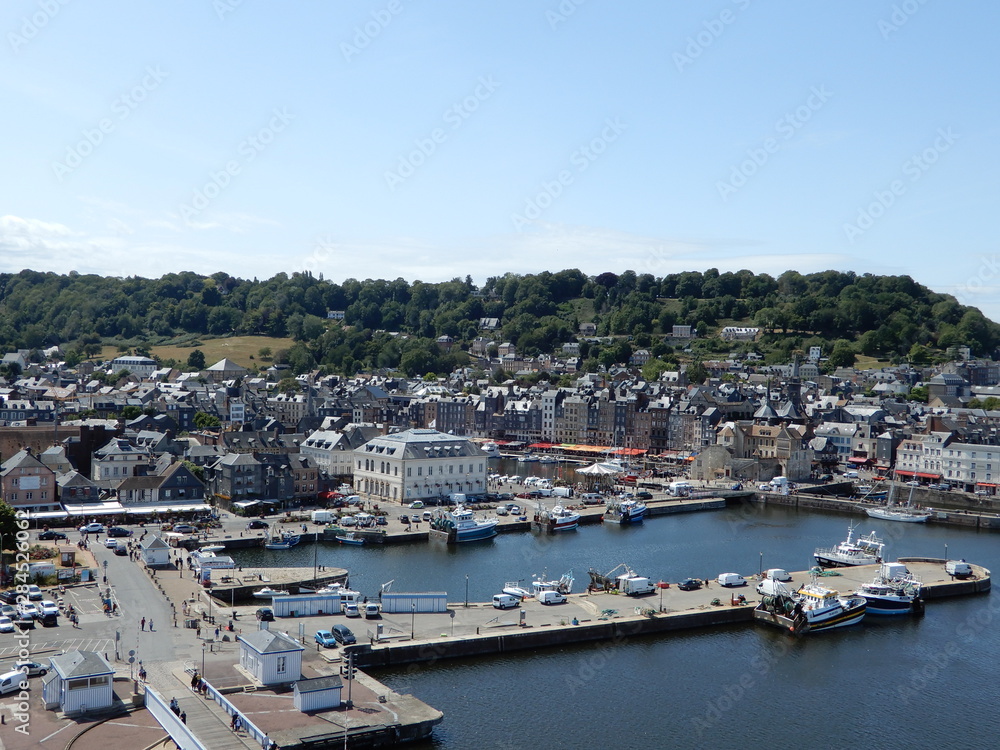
3,1,999,320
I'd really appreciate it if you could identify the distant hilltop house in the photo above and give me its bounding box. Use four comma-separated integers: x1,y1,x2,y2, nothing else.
671,325,695,339
110,355,157,379
326,310,346,320
204,358,247,382
721,327,760,341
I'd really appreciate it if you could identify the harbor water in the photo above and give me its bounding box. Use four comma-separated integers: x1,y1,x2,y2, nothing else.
229,502,1000,749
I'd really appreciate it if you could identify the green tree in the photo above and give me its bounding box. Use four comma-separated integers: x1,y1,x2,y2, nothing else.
828,341,857,369
120,405,142,420
0,502,21,553
277,376,300,394
907,385,928,403
182,460,206,482
187,349,206,370
193,412,221,429
687,360,708,384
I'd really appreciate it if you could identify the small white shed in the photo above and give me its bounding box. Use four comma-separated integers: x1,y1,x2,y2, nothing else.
380,592,448,614
238,629,304,686
293,675,343,712
270,594,343,618
140,536,171,567
42,651,114,715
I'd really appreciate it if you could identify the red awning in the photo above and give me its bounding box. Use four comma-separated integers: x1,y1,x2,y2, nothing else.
976,482,998,487
528,443,558,449
847,457,870,464
915,472,941,479
894,470,916,477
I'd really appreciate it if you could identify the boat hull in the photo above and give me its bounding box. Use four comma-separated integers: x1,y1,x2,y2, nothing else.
454,526,498,542
754,598,866,633
813,553,877,568
865,509,930,523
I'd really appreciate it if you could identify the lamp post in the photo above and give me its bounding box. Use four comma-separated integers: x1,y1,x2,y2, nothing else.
410,602,415,640
201,643,206,680
465,575,469,608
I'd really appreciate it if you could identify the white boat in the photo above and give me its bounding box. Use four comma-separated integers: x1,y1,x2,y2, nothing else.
814,523,884,567
482,442,501,458
197,545,226,554
531,570,574,596
538,455,559,464
264,533,300,550
534,504,580,532
754,578,867,634
604,498,647,525
856,562,924,616
517,453,539,463
430,506,499,543
253,587,290,599
335,532,365,546
502,581,532,599
865,484,930,523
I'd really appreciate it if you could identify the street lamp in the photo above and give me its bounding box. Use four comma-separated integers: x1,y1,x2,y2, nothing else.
201,643,206,680
464,575,469,608
410,602,415,640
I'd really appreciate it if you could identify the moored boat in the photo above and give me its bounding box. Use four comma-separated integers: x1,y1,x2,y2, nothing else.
754,579,867,634
865,483,931,523
531,570,574,596
814,523,884,567
253,587,290,599
264,533,300,550
502,581,532,599
430,506,499,543
482,441,501,458
856,562,924,616
533,504,580,532
335,532,365,546
604,498,647,525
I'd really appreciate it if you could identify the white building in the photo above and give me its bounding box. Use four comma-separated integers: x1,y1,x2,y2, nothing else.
301,430,356,478
140,535,171,567
238,629,304,686
898,432,1000,490
293,676,343,712
42,651,114,715
720,327,760,341
91,438,149,482
110,356,158,379
353,428,488,504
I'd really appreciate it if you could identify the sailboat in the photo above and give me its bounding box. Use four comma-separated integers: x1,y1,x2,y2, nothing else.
866,482,931,523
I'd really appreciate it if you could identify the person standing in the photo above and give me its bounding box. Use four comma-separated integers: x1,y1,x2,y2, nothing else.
149,618,154,631
141,617,146,631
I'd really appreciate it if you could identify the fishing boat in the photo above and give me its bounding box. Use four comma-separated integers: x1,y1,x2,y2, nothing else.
252,587,290,599
814,523,884,567
264,533,300,550
335,532,365,546
430,505,498,543
502,581,533,599
603,498,647,525
856,562,924,616
533,503,580,532
531,570,574,596
754,578,867,634
865,483,930,523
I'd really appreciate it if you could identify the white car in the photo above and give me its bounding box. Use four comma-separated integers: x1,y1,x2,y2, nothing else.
79,523,105,534
339,516,358,527
104,537,120,548
39,601,59,617
26,584,43,601
17,603,40,620
0,616,14,634
343,602,360,618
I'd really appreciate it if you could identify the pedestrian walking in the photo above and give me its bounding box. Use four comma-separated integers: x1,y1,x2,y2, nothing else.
215,627,220,640
149,618,154,631
141,617,146,631
191,673,199,689
180,711,186,724
231,714,238,731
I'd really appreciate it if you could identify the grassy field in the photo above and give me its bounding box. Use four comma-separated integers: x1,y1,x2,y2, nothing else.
855,354,892,370
99,336,295,369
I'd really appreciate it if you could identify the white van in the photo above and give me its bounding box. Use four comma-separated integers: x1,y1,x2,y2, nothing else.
717,573,747,588
537,591,566,605
492,594,520,609
763,568,791,582
311,510,334,524
668,482,692,497
581,493,604,505
946,560,973,579
844,471,859,479
0,670,27,696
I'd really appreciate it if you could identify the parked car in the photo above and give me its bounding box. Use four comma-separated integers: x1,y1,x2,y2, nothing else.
496,506,509,516
255,607,274,622
25,585,43,601
0,616,14,634
398,514,410,524
247,520,269,530
17,603,40,619
171,524,197,534
364,602,381,619
314,630,338,648
331,624,356,645
408,501,425,509
106,527,132,538
79,523,104,534
636,491,653,500
0,604,16,618
677,578,702,591
37,530,67,541
14,660,47,677
0,591,18,605
13,615,34,630
344,603,360,618
39,601,59,618
375,516,388,526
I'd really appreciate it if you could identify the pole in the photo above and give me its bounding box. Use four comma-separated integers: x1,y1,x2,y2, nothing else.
411,602,415,640
759,552,763,576
465,575,469,608
201,643,206,679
